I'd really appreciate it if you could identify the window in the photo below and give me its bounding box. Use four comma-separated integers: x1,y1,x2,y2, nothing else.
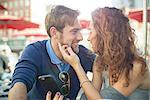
14,1,18,8
3,3,8,8
25,0,30,7
20,10,24,17
9,2,13,8
148,0,150,7
20,0,24,7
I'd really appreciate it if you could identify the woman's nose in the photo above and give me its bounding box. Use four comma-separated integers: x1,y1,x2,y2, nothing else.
87,32,91,41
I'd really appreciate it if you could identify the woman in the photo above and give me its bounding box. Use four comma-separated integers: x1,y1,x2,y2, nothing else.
58,7,150,100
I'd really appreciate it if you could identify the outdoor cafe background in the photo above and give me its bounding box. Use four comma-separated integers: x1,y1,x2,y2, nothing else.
0,0,150,71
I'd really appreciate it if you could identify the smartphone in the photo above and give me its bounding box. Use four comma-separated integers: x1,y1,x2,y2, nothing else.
38,74,60,98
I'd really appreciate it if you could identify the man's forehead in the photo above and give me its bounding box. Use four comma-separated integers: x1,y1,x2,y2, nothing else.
72,20,82,30
70,27,81,31
63,18,81,31
65,23,81,31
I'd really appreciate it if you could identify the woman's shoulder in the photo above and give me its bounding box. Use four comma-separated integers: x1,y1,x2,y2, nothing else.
132,59,146,75
133,59,145,67
132,59,150,89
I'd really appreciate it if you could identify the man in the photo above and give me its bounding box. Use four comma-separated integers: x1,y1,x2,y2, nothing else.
8,5,95,100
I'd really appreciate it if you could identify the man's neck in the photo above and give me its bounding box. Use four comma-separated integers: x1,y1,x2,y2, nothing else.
50,39,63,61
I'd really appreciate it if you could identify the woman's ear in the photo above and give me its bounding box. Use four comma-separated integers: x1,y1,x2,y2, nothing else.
49,27,57,37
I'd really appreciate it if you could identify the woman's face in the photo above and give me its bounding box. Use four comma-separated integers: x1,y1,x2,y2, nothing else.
87,22,98,52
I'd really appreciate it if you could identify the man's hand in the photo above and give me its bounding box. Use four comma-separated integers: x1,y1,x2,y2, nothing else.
8,82,27,100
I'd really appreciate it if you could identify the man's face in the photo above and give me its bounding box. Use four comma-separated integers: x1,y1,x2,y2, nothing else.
57,19,83,53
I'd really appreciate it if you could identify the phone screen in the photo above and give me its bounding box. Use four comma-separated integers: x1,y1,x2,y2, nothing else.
38,75,60,98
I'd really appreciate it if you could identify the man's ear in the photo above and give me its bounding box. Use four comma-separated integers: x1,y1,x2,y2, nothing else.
49,27,57,37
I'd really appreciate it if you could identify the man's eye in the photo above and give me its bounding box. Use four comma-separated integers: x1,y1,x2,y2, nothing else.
72,31,78,35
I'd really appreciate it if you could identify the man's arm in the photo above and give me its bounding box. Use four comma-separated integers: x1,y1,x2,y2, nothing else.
8,82,27,100
8,44,41,100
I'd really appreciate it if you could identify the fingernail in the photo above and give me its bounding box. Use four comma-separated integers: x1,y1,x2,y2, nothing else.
56,92,60,96
48,91,51,94
60,95,64,99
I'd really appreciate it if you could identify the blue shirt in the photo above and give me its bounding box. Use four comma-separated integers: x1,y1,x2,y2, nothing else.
11,40,95,100
46,40,70,72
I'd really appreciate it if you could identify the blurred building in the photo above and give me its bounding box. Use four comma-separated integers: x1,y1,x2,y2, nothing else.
128,0,150,65
0,0,32,52
0,0,32,37
130,0,150,8
0,0,31,20
0,0,46,53
111,0,150,9
105,0,150,66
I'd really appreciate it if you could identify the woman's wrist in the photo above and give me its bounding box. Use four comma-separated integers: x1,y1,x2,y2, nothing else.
72,63,82,71
80,80,91,87
93,69,102,76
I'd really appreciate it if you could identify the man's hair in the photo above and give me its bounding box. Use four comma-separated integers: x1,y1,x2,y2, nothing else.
45,5,79,37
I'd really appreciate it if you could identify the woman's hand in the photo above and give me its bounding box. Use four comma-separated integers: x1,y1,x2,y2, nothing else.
46,91,64,100
58,43,81,69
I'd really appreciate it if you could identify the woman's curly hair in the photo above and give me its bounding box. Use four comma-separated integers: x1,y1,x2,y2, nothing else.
91,7,146,86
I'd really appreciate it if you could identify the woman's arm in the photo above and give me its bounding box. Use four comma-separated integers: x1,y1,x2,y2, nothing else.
58,44,102,100
92,62,103,91
74,63,102,100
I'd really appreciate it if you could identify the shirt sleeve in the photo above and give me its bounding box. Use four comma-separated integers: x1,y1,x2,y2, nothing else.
11,44,42,92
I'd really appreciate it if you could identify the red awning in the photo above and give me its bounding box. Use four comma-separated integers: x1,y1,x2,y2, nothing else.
80,20,90,28
128,8,150,22
0,4,7,11
0,15,39,30
13,33,48,37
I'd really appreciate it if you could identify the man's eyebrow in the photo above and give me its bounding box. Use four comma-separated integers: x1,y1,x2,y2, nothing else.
70,28,81,32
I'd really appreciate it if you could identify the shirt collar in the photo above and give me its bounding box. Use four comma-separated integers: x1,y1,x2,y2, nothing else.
46,40,62,65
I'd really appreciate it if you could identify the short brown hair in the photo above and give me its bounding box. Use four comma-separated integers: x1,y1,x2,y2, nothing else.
45,5,79,37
